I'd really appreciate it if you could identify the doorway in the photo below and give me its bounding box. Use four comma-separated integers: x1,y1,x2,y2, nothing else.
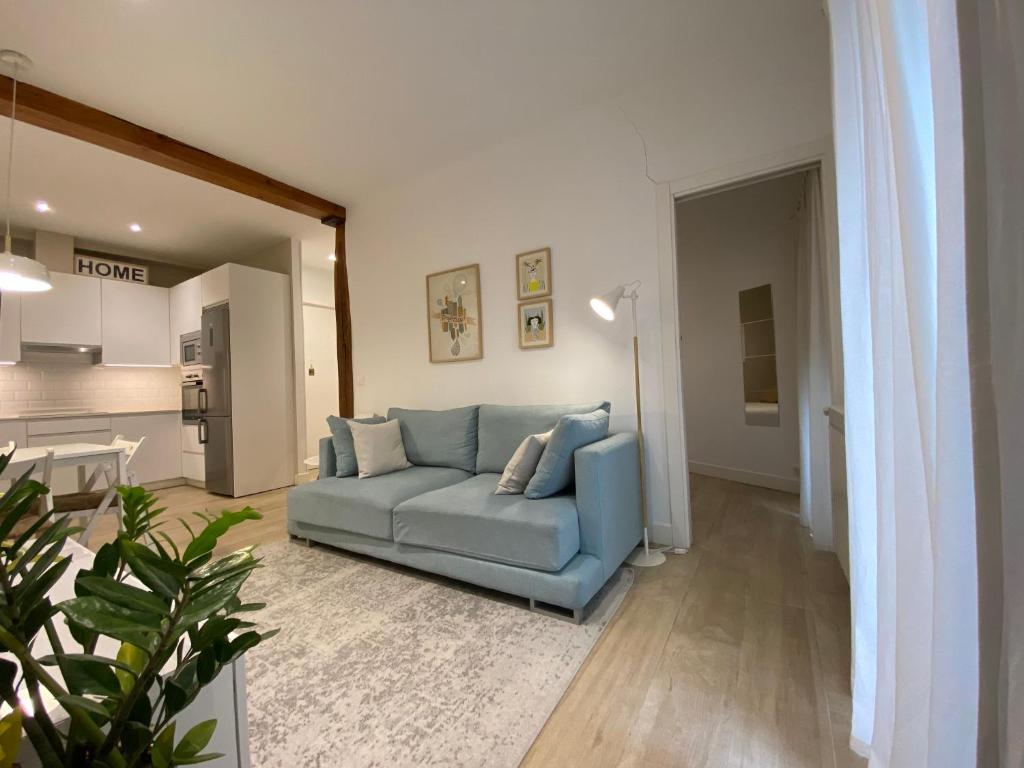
675,171,805,495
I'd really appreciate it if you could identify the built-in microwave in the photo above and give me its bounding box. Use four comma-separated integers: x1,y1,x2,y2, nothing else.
180,330,202,368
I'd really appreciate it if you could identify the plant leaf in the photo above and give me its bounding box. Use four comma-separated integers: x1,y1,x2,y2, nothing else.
57,654,122,697
173,719,217,761
75,576,169,616
118,539,186,600
0,708,21,768
58,596,162,649
182,508,261,564
115,642,147,693
152,722,175,768
57,694,111,722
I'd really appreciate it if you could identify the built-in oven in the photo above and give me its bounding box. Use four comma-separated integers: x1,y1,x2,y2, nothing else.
179,330,202,368
181,368,206,426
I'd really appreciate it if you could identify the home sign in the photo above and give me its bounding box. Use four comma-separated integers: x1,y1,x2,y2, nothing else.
74,254,149,284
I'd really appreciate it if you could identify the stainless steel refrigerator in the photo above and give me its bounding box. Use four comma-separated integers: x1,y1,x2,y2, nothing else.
198,304,234,496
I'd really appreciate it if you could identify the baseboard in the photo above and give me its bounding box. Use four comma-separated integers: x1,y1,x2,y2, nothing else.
688,461,799,494
649,522,675,548
143,477,187,491
184,478,207,490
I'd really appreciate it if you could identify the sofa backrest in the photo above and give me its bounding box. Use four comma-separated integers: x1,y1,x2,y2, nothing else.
475,401,611,474
386,406,480,473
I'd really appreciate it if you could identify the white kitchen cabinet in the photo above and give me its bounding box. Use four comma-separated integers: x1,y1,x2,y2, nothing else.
21,273,101,347
110,413,182,485
101,281,171,366
0,421,27,450
181,422,205,483
201,265,229,308
0,293,20,363
169,276,202,365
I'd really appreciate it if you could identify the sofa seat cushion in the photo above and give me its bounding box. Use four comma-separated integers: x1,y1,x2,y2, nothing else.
393,473,580,572
288,466,472,541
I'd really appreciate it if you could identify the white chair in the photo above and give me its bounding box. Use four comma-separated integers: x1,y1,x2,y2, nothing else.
52,434,146,546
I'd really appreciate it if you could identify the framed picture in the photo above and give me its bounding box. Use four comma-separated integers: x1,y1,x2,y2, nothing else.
518,299,554,350
516,247,552,300
426,263,483,363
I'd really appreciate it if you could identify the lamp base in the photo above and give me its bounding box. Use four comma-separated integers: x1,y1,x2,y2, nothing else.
626,546,667,568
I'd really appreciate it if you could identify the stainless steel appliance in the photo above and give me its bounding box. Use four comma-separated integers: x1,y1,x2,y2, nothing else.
199,304,233,496
179,330,202,368
181,368,203,424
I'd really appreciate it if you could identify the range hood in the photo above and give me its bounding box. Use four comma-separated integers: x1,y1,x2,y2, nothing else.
21,343,101,363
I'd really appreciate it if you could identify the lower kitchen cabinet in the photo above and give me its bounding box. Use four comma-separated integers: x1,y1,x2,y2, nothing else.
109,413,182,486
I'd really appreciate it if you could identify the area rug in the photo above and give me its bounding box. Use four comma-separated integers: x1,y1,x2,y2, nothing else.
240,540,633,768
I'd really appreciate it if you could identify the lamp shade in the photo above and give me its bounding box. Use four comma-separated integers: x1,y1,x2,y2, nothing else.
590,285,625,321
0,251,52,292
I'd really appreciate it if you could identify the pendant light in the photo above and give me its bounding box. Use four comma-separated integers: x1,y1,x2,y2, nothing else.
0,50,51,292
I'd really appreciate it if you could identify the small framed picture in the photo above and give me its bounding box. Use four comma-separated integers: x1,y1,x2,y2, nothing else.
518,299,554,350
515,247,552,300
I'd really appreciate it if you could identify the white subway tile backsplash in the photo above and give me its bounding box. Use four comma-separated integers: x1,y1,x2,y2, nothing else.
0,358,180,416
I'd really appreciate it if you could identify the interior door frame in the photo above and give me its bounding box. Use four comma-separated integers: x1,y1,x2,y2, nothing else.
655,138,839,550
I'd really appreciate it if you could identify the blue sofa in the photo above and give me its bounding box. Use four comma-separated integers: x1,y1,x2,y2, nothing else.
287,403,642,621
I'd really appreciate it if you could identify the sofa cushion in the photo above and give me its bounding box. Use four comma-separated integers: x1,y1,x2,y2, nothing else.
326,415,385,477
349,419,412,478
526,409,610,499
387,406,479,473
393,473,580,572
288,466,471,540
475,402,611,474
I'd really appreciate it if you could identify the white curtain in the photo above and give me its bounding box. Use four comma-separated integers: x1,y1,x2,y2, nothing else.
827,1,980,766
796,169,833,542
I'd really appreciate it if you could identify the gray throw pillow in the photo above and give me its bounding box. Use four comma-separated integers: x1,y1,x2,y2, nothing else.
525,410,610,499
326,415,385,477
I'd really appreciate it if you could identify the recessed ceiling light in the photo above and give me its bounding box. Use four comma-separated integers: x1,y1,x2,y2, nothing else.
34,200,51,213
129,223,142,233
327,253,338,262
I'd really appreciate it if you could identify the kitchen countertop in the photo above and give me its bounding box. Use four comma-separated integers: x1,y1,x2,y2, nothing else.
0,409,181,422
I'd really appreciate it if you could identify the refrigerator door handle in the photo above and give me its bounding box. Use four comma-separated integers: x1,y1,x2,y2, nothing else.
198,388,208,414
198,419,209,445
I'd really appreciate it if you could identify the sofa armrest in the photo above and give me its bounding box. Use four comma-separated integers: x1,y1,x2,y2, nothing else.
319,436,337,478
574,433,643,578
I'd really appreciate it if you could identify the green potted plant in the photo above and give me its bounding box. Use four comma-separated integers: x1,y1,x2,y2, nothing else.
0,450,275,767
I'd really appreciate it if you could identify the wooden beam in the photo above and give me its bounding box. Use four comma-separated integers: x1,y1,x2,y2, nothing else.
0,75,346,222
334,223,355,418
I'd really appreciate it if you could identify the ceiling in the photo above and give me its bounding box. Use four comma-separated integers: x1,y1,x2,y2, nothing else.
2,117,332,268
0,0,735,207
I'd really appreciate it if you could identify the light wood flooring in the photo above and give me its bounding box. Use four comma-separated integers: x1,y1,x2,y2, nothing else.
85,474,864,768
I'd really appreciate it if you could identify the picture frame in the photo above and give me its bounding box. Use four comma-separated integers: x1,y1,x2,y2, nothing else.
515,247,552,300
425,263,483,363
518,298,554,350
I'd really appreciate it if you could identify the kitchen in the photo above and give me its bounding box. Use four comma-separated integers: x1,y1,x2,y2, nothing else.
0,116,340,507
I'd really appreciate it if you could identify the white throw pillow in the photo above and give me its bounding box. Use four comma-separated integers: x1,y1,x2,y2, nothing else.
495,430,553,495
349,419,412,478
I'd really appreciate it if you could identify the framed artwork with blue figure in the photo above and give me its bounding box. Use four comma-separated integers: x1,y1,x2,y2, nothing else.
426,263,483,363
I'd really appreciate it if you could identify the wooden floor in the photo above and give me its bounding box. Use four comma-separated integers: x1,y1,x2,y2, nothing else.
86,475,864,768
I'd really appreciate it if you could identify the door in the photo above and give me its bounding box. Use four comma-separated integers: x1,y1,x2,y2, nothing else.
302,305,338,459
202,416,233,496
200,304,231,417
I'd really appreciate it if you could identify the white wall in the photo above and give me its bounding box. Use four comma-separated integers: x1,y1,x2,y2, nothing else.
676,173,803,491
345,1,830,539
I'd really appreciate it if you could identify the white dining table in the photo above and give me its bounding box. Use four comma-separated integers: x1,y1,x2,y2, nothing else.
2,442,127,493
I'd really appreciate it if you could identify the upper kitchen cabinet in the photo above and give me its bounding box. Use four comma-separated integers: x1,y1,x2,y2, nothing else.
169,275,202,364
201,265,230,308
0,293,21,363
21,272,102,347
101,280,171,366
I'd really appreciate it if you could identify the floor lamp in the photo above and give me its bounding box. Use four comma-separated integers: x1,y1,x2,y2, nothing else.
590,282,666,567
